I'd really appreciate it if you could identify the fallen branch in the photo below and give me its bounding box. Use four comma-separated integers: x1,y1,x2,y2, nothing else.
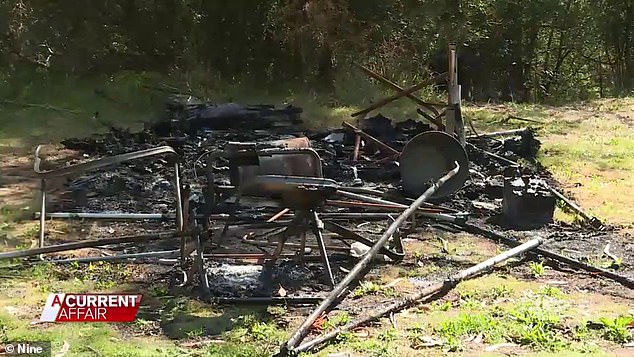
294,238,543,353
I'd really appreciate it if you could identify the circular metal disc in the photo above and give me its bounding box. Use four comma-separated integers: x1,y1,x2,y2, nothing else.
399,131,469,198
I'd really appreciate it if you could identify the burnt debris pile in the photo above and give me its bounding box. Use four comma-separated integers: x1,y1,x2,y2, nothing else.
8,94,631,314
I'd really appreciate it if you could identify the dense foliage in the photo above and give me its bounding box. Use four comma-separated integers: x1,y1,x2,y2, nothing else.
1,0,632,102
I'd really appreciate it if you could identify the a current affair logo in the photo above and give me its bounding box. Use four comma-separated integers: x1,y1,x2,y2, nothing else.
40,294,142,322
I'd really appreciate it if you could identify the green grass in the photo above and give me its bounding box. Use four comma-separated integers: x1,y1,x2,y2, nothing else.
529,261,546,278
351,280,397,298
322,311,351,331
597,315,634,343
0,311,182,356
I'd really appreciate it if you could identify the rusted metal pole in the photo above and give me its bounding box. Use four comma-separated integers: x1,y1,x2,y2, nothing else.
351,73,447,117
335,190,466,223
268,208,291,223
446,44,465,146
352,134,361,161
294,237,544,353
548,188,603,229
354,64,443,117
280,162,460,354
49,250,179,263
342,122,401,157
325,199,443,213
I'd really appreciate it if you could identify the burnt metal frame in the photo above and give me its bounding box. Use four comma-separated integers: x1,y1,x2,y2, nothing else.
33,145,185,255
197,147,341,286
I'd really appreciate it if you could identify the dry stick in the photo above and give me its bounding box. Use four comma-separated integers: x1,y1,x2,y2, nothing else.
459,223,634,289
502,115,543,124
0,99,81,113
295,237,544,353
351,72,447,118
0,231,186,260
280,162,461,354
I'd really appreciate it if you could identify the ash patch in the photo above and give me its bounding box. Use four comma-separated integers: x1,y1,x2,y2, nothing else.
202,260,341,298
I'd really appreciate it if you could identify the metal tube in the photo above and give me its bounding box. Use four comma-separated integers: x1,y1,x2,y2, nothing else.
466,128,529,139
352,134,361,161
548,187,603,228
39,179,46,248
354,63,441,117
281,162,460,352
313,212,335,286
466,143,519,167
34,212,172,220
175,162,186,262
174,163,184,231
34,145,179,179
295,237,543,352
337,186,385,196
326,199,443,212
317,213,402,220
243,240,351,252
336,190,465,223
268,208,290,222
0,231,185,260
48,250,179,263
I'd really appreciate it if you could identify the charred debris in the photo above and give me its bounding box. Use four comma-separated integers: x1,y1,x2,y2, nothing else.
4,56,632,354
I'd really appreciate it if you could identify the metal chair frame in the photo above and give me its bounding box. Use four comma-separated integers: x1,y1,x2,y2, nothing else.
33,145,185,257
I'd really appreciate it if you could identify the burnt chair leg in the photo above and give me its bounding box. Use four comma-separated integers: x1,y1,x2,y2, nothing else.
221,193,241,238
297,230,307,263
311,211,336,286
194,226,211,300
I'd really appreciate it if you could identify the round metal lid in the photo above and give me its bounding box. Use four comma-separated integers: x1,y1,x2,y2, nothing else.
399,131,469,199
